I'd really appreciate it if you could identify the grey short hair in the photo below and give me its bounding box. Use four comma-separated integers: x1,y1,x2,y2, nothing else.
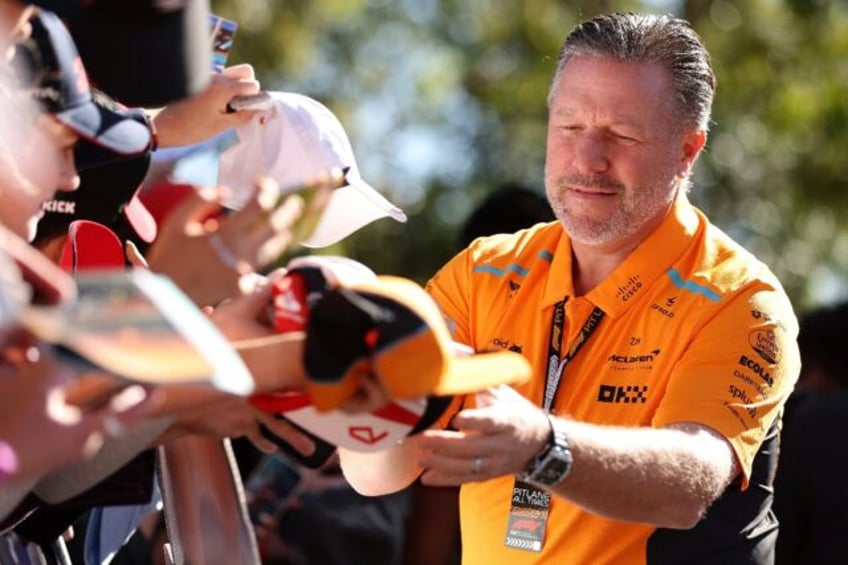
549,12,715,132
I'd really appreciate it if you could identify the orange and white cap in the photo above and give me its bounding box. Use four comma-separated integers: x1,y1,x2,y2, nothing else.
303,275,532,411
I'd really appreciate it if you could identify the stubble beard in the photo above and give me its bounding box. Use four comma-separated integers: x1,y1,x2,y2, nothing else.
544,170,678,246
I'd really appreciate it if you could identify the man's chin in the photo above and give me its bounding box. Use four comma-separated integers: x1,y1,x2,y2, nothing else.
560,215,618,246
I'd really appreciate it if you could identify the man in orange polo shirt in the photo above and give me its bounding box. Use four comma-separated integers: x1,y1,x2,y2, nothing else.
339,11,800,564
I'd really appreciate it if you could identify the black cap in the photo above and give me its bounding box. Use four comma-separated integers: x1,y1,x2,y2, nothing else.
34,148,156,246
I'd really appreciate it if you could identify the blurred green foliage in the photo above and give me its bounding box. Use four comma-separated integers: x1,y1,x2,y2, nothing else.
212,0,848,311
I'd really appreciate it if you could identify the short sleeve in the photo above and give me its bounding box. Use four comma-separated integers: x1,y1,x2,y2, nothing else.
653,285,801,486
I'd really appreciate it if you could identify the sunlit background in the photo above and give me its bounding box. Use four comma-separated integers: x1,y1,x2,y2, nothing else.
207,0,848,312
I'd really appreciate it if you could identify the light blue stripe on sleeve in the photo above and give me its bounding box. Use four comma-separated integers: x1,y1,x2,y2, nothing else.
472,250,553,278
667,268,721,301
473,264,529,277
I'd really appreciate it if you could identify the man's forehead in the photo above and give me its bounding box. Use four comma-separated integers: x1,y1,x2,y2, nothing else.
558,56,670,93
551,58,673,124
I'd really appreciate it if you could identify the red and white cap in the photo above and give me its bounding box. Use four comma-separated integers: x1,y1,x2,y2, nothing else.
217,91,407,247
251,391,446,453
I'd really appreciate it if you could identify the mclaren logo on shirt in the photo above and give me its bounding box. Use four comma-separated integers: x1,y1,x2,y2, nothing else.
607,349,660,370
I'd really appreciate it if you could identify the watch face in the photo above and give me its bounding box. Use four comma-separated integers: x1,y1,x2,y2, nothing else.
536,447,572,485
546,457,571,475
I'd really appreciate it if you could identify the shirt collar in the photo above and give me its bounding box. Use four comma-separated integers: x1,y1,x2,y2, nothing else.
542,196,701,316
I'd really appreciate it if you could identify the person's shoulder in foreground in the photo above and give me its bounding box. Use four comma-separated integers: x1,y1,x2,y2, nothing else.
340,11,800,565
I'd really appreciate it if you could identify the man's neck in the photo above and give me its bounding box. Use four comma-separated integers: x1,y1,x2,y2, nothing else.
571,239,639,296
569,202,675,296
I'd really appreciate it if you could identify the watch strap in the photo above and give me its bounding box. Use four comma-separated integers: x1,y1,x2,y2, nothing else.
520,414,572,486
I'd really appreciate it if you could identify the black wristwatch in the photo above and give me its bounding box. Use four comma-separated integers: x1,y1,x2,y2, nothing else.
519,414,573,487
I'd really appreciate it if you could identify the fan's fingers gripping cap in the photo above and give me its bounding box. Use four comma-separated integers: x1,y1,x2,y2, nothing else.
303,276,532,411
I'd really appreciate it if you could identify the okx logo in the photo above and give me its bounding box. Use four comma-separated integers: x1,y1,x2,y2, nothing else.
597,384,648,404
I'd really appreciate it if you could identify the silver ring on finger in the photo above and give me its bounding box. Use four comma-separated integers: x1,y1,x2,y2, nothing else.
472,456,483,475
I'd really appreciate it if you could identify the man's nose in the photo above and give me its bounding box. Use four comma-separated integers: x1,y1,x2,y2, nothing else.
572,132,610,174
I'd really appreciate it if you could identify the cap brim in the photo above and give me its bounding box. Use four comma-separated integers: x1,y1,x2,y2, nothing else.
123,191,157,243
17,269,255,395
74,108,152,171
434,350,532,396
57,101,150,156
371,328,532,402
302,178,407,248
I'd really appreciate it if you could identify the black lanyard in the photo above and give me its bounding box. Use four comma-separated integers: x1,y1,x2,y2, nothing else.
543,298,605,411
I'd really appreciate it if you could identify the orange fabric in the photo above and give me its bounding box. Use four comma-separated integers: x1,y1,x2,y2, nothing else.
425,197,800,565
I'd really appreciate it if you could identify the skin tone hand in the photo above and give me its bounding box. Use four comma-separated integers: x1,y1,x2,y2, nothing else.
150,64,261,148
157,393,315,456
149,270,314,455
417,385,739,529
200,267,316,396
205,273,277,342
144,177,304,307
0,337,157,484
418,385,548,485
122,243,314,457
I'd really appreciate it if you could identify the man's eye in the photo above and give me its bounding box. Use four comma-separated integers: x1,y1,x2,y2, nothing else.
614,133,638,143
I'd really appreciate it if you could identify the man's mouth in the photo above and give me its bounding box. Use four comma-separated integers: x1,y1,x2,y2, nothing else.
568,185,617,196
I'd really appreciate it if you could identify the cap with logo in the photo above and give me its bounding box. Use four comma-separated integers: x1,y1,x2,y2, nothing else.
35,147,157,247
11,9,151,155
249,256,457,456
253,391,454,455
303,275,532,411
217,91,407,248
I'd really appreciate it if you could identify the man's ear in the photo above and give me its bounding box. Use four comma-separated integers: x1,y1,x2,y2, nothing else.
677,129,707,179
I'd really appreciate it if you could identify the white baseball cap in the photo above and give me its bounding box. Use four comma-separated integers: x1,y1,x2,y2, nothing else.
217,91,407,247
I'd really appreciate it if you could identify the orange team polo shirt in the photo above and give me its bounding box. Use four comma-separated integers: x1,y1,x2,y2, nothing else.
425,196,800,565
